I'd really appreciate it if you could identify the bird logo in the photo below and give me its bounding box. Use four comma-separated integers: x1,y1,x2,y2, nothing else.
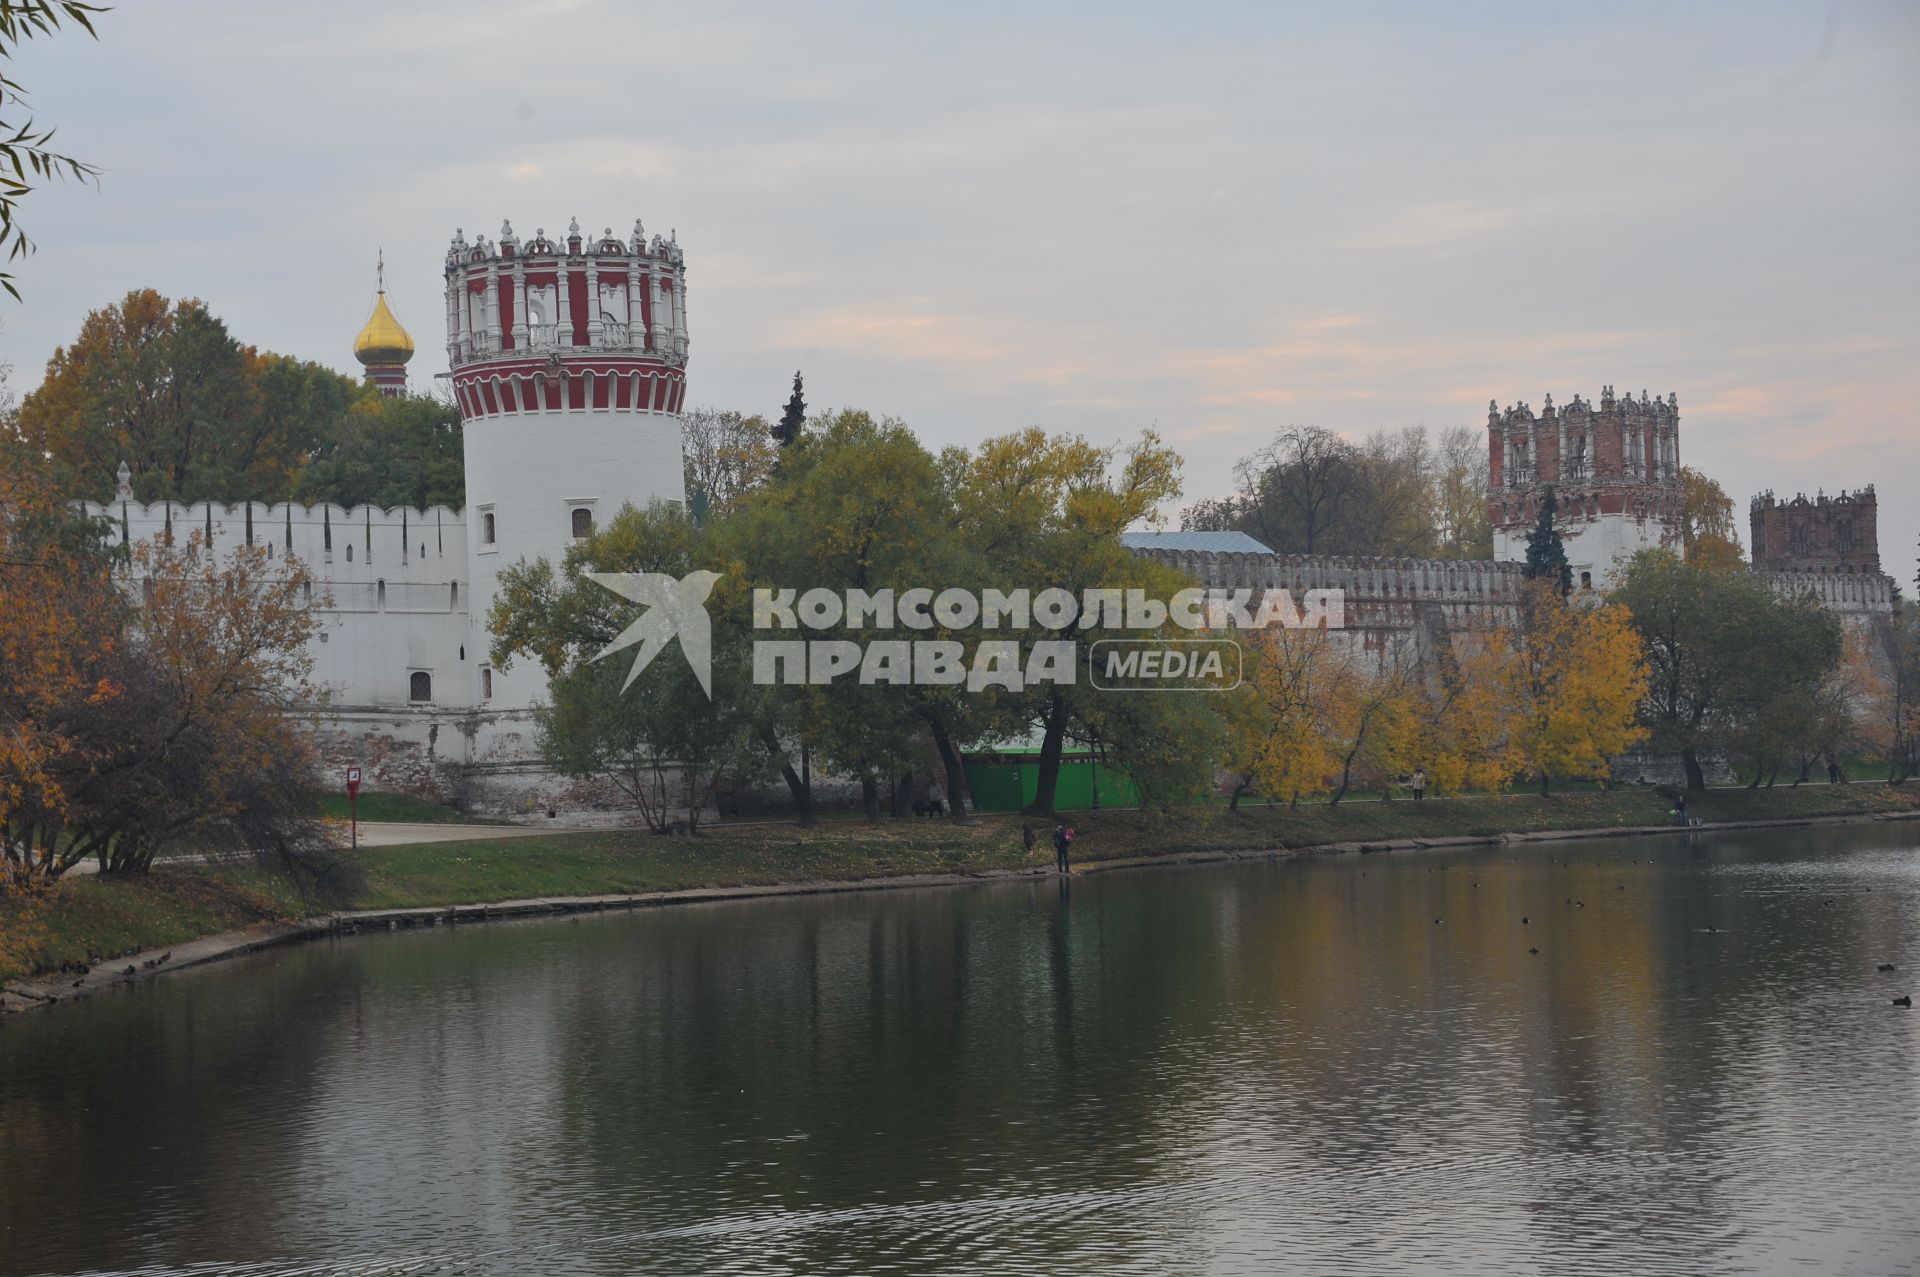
586,570,724,698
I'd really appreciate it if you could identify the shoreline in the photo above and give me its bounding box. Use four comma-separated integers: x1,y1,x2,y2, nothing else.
7,805,1917,1016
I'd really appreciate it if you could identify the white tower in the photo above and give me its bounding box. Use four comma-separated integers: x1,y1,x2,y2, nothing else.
446,217,690,712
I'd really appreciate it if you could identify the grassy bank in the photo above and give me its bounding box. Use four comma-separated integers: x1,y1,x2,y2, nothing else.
8,782,1919,984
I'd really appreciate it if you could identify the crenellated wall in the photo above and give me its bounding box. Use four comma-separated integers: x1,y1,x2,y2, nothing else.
1135,546,1895,638
86,496,481,714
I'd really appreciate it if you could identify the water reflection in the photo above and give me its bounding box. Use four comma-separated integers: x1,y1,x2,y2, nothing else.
3,824,1918,1275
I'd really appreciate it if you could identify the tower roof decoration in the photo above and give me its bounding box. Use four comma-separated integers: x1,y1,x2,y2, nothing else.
354,251,415,367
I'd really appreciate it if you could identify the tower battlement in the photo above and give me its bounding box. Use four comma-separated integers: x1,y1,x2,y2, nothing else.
1486,385,1684,587
448,214,691,715
444,216,689,421
1749,485,1879,575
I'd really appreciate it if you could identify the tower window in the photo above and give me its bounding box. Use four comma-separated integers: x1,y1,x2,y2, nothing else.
345,544,354,562
409,671,433,703
571,507,594,539
1580,571,1593,591
482,511,496,545
481,667,493,700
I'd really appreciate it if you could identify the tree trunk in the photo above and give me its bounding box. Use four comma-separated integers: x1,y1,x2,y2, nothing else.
761,726,814,825
1330,761,1352,806
1681,746,1706,793
859,772,880,823
1539,772,1551,796
926,717,971,822
1228,774,1252,812
1025,692,1068,816
890,771,912,819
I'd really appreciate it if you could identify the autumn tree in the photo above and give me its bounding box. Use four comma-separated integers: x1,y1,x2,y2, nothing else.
1432,425,1494,560
1224,625,1344,807
1319,640,1421,803
13,288,461,507
1411,634,1515,795
3,518,327,880
0,2,103,299
1493,583,1647,794
0,462,123,883
681,406,777,520
1680,466,1745,570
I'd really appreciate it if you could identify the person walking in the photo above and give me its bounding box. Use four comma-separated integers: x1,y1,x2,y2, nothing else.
1410,768,1427,801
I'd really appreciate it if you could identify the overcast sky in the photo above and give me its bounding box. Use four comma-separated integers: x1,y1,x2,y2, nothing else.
8,1,1916,577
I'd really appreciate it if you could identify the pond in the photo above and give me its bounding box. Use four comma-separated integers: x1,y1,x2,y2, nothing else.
3,822,1918,1275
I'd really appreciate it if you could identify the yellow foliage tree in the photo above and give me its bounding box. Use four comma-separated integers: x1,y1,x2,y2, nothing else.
1320,641,1422,804
1494,583,1649,794
1680,466,1745,570
1225,625,1344,807
1412,635,1515,795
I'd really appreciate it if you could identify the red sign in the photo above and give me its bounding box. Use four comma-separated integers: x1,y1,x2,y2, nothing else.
346,766,362,798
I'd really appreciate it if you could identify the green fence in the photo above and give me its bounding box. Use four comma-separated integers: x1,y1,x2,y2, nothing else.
963,758,1139,812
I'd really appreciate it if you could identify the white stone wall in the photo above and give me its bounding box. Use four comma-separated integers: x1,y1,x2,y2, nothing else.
1493,514,1675,588
88,499,477,712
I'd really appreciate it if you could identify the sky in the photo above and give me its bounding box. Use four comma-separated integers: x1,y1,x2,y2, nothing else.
6,0,1917,581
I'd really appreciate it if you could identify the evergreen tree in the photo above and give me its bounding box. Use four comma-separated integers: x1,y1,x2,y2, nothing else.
772,371,806,447
1523,486,1572,597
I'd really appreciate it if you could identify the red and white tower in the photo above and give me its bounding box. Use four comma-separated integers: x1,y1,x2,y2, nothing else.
447,216,690,711
1488,386,1684,589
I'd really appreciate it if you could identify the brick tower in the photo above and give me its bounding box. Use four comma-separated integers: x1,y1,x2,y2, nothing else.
1749,487,1879,575
1488,386,1683,589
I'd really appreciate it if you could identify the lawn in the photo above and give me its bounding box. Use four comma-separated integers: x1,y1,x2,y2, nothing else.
7,781,1918,986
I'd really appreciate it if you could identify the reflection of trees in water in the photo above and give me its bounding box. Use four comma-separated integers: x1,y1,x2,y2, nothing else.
0,942,375,1273
2,824,1913,1274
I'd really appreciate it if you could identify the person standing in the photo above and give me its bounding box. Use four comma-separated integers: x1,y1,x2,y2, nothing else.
1053,822,1073,874
1410,768,1427,801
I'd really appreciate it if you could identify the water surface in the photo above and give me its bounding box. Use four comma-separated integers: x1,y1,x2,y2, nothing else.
3,822,1918,1275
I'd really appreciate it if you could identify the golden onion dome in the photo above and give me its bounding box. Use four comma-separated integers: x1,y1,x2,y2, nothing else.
353,255,415,366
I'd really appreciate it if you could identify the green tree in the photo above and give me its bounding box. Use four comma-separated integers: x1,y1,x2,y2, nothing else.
951,426,1211,814
0,2,103,300
1613,550,1842,792
772,370,806,448
730,409,970,819
488,503,768,833
1522,486,1571,597
294,394,465,510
